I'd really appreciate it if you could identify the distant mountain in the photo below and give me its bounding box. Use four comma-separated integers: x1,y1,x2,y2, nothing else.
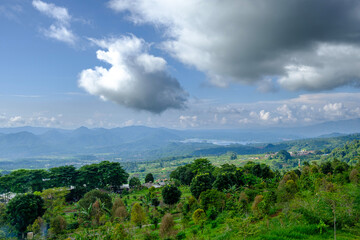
288,118,360,137
0,118,358,160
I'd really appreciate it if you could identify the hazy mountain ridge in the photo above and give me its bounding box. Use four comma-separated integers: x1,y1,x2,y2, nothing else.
0,118,358,159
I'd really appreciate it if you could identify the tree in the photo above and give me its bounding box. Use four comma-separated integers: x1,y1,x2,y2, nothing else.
199,189,225,211
131,203,146,228
160,213,176,239
170,165,194,185
40,187,69,221
277,150,292,161
321,161,334,175
28,169,49,192
78,189,112,211
145,173,154,183
77,161,128,191
190,173,214,199
112,198,127,222
230,152,237,160
213,173,236,191
98,161,129,191
191,158,215,175
49,165,78,188
129,177,141,189
6,194,45,235
77,164,102,191
162,185,182,205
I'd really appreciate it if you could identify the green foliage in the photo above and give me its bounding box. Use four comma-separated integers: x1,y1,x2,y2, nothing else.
191,158,215,175
192,209,206,225
213,172,237,191
276,150,292,161
40,187,69,221
78,161,129,191
324,140,360,164
151,197,160,207
6,193,45,234
78,189,112,211
170,165,194,185
199,189,225,211
229,152,237,160
162,184,182,205
50,215,67,235
129,177,141,189
145,173,154,183
49,165,77,188
190,173,214,199
131,203,146,228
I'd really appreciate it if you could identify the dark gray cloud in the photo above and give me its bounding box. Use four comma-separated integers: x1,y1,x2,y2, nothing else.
78,36,188,113
109,0,360,90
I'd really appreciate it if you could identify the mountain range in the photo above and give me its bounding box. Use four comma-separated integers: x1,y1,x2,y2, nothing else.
0,118,359,160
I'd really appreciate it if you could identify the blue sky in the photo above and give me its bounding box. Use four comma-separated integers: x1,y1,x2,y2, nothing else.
1,0,360,129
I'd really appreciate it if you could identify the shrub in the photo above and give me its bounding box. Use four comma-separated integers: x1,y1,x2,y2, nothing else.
50,215,67,235
78,189,112,210
160,213,176,239
192,209,206,225
151,197,160,207
131,203,146,228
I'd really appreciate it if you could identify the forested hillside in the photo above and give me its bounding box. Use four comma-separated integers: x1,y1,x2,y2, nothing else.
0,143,359,239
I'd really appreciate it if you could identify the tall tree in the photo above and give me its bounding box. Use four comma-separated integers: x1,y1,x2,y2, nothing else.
190,173,214,199
49,165,78,188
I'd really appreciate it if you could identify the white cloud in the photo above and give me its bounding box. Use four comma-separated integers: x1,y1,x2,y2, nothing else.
201,92,360,127
259,110,270,121
278,44,360,91
179,115,198,127
108,0,360,91
78,35,188,113
32,0,76,45
0,115,61,127
32,0,70,23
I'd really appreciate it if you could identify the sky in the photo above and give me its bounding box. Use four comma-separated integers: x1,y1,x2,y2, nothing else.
1,0,360,129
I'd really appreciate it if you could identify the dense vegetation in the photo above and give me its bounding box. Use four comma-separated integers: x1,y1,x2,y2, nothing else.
0,140,359,239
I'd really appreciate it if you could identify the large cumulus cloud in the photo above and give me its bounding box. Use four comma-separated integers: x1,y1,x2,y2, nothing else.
108,0,360,90
78,35,188,113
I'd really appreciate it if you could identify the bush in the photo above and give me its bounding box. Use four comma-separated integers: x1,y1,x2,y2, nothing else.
192,209,206,225
160,213,176,239
50,215,67,235
176,231,186,240
78,189,112,210
131,203,146,228
151,197,160,207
